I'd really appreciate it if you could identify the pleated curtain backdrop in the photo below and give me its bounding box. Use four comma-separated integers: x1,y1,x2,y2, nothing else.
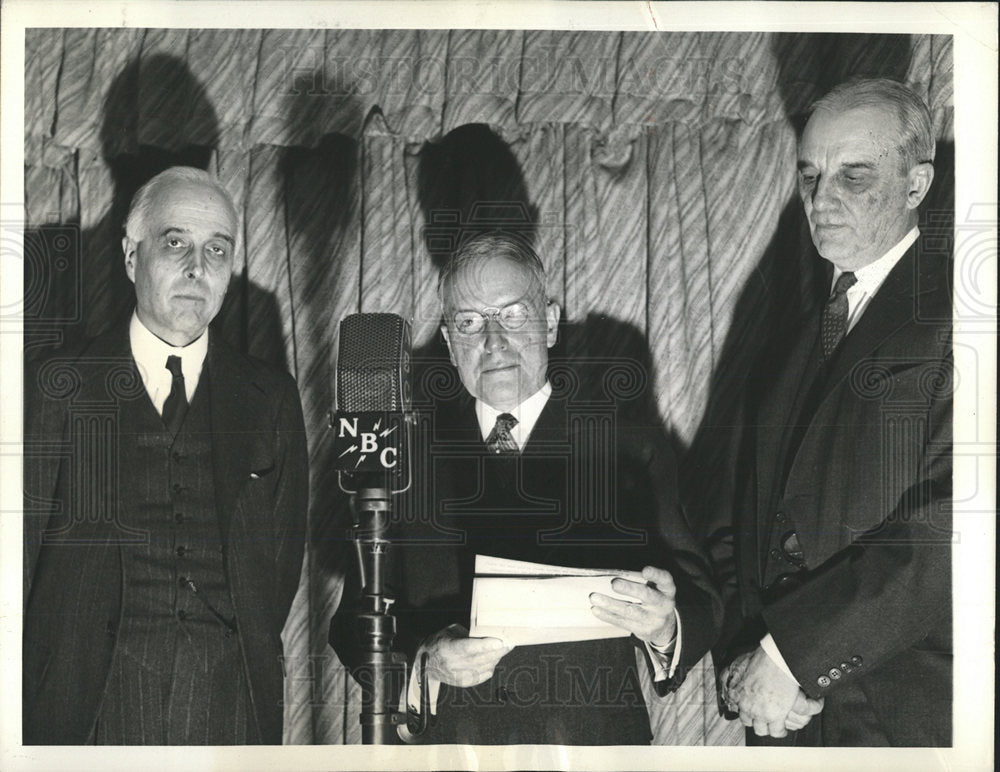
23,28,953,745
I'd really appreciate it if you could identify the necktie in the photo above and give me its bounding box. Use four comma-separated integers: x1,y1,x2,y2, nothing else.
820,271,857,360
162,355,189,434
485,413,519,455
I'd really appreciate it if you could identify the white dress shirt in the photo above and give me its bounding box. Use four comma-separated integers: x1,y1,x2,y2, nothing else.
129,311,208,415
838,225,919,335
761,226,920,685
474,380,552,448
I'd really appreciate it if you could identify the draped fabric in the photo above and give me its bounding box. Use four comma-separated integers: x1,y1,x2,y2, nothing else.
23,28,953,745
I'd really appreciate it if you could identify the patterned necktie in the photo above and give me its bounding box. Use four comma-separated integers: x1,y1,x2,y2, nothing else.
485,413,519,455
820,271,857,360
162,355,189,434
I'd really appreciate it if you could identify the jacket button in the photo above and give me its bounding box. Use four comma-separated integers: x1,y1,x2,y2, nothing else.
817,675,831,688
172,451,184,463
829,667,842,680
840,661,853,674
774,511,786,523
172,483,183,494
780,532,804,563
176,545,187,557
851,655,863,667
495,686,509,704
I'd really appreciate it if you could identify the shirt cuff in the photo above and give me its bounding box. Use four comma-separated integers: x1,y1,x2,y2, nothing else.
405,650,441,717
645,609,682,681
760,633,800,686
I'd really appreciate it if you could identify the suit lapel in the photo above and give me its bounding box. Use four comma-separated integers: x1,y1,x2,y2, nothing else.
520,394,567,454
754,252,832,517
74,324,136,402
822,244,925,394
63,325,145,543
755,308,822,540
782,244,938,560
207,335,268,539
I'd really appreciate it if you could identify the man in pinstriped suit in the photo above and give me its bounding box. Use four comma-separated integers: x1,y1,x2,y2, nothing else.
23,167,309,744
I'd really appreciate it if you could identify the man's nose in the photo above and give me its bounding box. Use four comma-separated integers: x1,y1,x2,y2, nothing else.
482,318,508,352
183,249,206,279
811,174,838,211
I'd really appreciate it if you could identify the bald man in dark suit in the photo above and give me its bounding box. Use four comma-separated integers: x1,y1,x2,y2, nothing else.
717,78,952,746
23,166,308,744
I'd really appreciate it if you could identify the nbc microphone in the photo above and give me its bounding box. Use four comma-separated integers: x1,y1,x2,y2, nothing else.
330,312,412,744
332,312,412,493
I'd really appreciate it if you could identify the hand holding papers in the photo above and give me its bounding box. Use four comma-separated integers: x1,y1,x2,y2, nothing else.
590,564,679,648
419,624,511,688
469,556,677,647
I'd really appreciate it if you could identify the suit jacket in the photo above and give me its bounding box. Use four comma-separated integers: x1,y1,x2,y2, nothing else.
724,242,952,746
22,320,309,744
333,385,722,744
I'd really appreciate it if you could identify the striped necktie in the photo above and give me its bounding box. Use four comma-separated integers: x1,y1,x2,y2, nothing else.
485,413,518,455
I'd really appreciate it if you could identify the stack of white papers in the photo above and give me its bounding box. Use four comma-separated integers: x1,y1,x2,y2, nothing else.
469,555,646,646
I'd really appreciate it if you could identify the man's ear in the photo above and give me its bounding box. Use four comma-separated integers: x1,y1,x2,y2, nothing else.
545,301,561,348
440,323,457,366
122,236,138,283
905,162,934,210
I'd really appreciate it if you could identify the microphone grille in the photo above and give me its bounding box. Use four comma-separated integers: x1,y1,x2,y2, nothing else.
337,313,411,412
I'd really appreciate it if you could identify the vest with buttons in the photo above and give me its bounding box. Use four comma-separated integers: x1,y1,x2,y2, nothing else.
97,367,249,743
119,367,232,633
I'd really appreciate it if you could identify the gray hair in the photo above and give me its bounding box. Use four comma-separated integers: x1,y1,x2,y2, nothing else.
437,231,548,306
124,166,237,243
810,77,935,170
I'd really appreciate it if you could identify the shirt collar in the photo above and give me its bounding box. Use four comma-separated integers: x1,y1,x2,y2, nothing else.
476,381,552,449
832,226,919,296
129,311,209,388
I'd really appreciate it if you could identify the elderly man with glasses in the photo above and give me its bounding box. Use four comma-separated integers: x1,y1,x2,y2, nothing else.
332,231,721,745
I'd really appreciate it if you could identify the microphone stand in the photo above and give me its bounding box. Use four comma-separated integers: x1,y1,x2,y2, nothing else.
327,399,426,743
346,479,409,744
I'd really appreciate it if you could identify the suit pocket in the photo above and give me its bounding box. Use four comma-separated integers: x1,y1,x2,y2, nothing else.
249,464,275,480
233,482,279,565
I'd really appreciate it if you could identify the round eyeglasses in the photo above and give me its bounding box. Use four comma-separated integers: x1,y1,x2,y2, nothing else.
452,302,531,335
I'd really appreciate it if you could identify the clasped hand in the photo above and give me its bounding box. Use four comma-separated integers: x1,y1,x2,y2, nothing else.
720,647,824,737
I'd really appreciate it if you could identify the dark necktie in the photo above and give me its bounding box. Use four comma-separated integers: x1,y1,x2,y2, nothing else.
820,271,857,360
485,413,519,455
162,355,188,434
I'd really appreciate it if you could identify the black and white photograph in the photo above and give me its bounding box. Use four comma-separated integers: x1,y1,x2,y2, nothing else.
1,2,995,770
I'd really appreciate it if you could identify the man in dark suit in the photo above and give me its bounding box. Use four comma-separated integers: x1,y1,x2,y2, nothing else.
332,232,722,744
23,166,309,744
718,78,952,746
